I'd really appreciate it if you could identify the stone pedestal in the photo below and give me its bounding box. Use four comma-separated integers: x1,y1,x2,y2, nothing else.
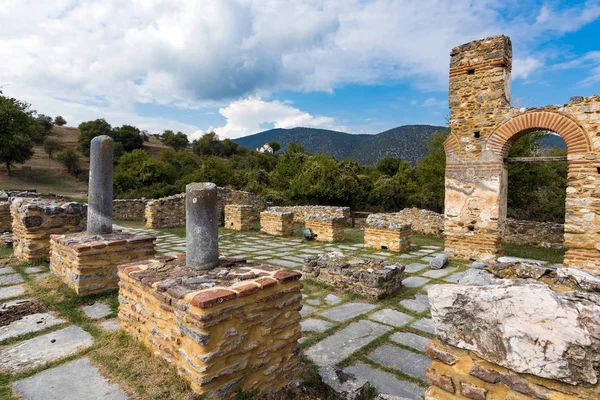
50,232,156,295
260,210,294,236
11,198,87,261
303,253,404,299
304,216,345,242
224,204,254,231
364,214,411,251
118,255,303,399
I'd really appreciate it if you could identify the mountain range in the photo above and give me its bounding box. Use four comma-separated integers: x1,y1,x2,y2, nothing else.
234,125,447,166
233,125,567,166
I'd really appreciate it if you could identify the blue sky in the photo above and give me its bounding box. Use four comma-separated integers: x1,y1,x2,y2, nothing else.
1,0,599,140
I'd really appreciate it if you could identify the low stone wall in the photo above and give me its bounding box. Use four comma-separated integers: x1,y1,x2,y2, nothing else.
303,253,405,299
50,232,156,295
379,208,445,238
118,255,303,399
504,218,564,248
11,198,87,261
364,214,412,251
276,206,351,226
144,188,270,228
260,210,294,236
113,199,147,221
426,265,600,399
0,191,70,233
0,200,10,233
224,205,254,231
305,215,345,242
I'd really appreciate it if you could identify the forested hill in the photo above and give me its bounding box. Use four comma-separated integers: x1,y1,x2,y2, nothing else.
233,125,446,165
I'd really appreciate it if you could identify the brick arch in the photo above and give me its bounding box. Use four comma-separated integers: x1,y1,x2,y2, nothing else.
485,111,592,157
443,133,461,158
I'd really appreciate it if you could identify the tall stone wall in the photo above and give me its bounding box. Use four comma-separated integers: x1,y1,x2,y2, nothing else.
443,34,600,272
11,198,87,261
113,199,147,221
144,188,270,228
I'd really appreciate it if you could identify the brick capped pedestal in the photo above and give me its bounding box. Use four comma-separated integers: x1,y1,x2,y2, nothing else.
11,198,87,262
425,340,599,400
260,210,294,236
118,255,303,399
364,214,412,251
304,216,345,242
50,232,156,295
224,204,254,231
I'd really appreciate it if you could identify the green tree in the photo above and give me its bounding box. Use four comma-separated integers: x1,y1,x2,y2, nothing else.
161,130,189,151
56,148,81,175
222,139,239,156
414,130,448,213
286,142,305,154
78,119,112,156
29,114,54,143
0,94,36,175
114,149,177,198
111,124,144,152
268,141,281,152
43,137,61,158
376,156,402,177
192,132,224,156
54,115,67,126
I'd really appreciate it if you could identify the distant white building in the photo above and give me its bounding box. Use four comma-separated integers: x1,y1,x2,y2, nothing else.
257,143,273,153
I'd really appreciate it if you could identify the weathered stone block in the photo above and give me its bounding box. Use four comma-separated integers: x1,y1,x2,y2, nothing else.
364,215,411,252
50,231,156,295
305,215,345,242
118,255,303,399
224,204,254,231
260,209,294,236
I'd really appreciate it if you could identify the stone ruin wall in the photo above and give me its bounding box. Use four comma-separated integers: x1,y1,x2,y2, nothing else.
260,209,294,236
275,205,351,226
144,188,270,228
10,198,87,261
113,199,147,221
426,265,600,399
0,191,70,233
304,215,346,242
443,34,599,271
364,214,412,252
224,204,254,231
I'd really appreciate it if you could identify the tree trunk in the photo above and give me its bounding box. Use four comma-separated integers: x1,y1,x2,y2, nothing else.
5,162,10,176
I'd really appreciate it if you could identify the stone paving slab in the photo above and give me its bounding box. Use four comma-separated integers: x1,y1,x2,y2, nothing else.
398,254,414,259
404,263,427,273
13,357,128,400
369,345,429,380
0,274,24,286
421,256,436,262
389,332,431,352
399,294,430,313
0,313,66,342
0,285,26,300
411,318,435,335
100,319,121,332
301,318,335,333
0,326,94,373
402,277,430,288
369,309,412,327
318,303,377,322
422,267,457,279
444,271,466,283
300,305,316,317
324,294,342,305
305,320,391,366
343,363,424,400
23,267,45,274
265,259,301,269
0,267,14,275
306,299,321,306
80,303,112,320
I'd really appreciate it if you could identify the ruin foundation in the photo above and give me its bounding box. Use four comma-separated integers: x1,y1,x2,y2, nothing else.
11,198,87,261
118,255,303,399
113,199,147,221
50,231,156,295
364,214,411,251
224,204,254,231
260,210,294,236
305,215,345,242
302,253,405,299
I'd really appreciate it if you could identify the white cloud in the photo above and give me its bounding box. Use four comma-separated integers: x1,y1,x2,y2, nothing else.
0,0,598,136
420,98,447,107
212,98,342,140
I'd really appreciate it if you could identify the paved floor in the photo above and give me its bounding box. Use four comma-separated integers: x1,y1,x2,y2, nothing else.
0,224,467,399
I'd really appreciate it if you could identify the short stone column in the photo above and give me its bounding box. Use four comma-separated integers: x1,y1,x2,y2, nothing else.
364,213,411,252
49,136,156,295
305,215,345,242
224,204,254,231
186,182,219,269
260,208,294,236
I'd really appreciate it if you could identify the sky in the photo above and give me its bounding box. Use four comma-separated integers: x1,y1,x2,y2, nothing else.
1,0,599,141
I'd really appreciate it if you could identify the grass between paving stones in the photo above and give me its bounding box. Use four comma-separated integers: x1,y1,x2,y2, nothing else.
0,247,13,259
504,243,565,264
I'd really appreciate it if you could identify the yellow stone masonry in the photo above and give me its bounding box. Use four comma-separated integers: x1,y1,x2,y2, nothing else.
50,232,156,295
364,227,411,252
425,340,599,400
0,201,10,233
305,216,345,242
260,210,294,236
11,198,86,261
118,255,302,399
224,205,254,231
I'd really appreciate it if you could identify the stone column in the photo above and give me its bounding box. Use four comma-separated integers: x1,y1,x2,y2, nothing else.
186,182,219,269
87,135,114,235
